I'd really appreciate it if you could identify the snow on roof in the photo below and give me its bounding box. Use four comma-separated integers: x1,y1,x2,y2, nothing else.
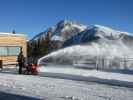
0,32,26,37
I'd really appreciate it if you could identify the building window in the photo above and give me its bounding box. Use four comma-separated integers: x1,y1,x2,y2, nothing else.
0,46,21,56
0,47,8,56
8,47,20,56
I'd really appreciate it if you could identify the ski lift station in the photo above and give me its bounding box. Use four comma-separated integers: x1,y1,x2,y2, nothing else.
0,32,27,66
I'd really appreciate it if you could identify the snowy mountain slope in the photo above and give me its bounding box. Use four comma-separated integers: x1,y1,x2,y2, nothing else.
31,20,87,42
30,20,133,47
63,24,133,47
38,24,133,69
30,20,133,67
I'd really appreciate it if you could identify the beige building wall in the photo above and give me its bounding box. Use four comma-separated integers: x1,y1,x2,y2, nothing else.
0,33,27,65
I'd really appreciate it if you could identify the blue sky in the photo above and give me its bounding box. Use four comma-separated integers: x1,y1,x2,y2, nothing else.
0,0,132,39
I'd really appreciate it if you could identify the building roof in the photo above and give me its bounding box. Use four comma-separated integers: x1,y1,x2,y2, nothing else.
0,32,26,37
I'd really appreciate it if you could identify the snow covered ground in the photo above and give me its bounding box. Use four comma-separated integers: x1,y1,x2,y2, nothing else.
0,67,132,100
38,67,133,88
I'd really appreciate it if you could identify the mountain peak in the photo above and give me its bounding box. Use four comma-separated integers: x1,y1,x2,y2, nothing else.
57,19,71,25
32,20,87,41
31,20,132,43
56,19,87,30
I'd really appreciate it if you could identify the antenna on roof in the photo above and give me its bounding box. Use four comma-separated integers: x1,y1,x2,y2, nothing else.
12,30,16,34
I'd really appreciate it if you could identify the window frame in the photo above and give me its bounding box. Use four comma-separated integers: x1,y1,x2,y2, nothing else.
0,46,21,56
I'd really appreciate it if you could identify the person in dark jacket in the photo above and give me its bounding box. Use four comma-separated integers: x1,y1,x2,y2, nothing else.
17,47,25,74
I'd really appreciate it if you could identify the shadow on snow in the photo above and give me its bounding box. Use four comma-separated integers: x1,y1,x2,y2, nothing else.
0,91,43,100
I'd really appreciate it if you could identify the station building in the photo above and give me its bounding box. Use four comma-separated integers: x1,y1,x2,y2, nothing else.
0,32,27,66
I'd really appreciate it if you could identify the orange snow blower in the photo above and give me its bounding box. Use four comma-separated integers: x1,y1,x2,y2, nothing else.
23,63,38,75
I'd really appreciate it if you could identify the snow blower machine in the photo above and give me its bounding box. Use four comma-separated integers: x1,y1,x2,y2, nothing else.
24,63,38,75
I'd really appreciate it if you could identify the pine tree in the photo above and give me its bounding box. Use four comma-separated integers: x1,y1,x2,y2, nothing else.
39,31,52,56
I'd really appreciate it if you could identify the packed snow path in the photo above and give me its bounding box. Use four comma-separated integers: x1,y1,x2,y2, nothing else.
0,71,133,100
